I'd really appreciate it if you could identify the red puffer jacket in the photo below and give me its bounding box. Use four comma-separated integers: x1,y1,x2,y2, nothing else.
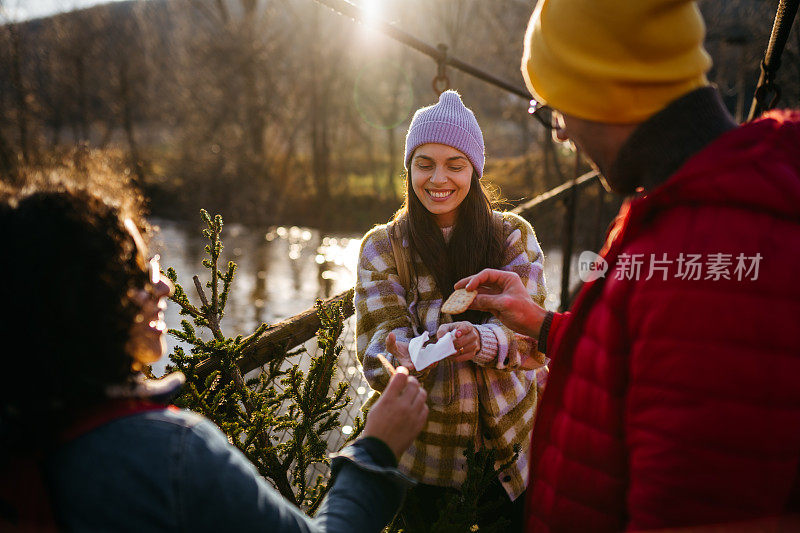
525,110,800,532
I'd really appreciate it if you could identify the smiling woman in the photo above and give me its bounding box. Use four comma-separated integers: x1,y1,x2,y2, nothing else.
354,90,549,529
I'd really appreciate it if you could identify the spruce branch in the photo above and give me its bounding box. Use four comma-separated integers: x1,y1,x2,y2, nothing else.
164,209,359,513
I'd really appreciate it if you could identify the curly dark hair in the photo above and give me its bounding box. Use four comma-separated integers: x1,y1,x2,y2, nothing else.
0,175,149,445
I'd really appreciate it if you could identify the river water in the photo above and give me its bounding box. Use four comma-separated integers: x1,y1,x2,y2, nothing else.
149,219,361,375
149,218,570,377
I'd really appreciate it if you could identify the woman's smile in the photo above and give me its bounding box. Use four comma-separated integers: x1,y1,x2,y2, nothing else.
425,188,456,201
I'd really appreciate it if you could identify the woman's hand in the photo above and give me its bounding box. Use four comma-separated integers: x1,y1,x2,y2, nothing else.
437,321,480,362
363,367,428,460
386,332,416,372
455,268,546,338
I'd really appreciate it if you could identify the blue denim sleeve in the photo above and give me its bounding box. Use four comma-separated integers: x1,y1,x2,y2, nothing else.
180,418,411,533
315,442,412,531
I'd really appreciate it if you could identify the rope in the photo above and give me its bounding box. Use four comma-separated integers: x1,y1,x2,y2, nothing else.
313,0,531,100
747,0,800,121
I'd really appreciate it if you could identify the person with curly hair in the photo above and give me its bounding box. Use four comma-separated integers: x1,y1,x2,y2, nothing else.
0,175,428,532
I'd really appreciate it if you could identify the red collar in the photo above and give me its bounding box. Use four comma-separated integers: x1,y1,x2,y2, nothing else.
61,399,174,443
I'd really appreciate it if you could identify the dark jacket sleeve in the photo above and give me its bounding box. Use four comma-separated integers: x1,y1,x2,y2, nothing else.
180,419,411,533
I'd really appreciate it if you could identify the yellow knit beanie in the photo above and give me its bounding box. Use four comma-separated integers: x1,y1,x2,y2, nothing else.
522,0,712,124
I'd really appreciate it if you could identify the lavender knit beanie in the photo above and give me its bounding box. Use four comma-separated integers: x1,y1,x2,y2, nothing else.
404,90,485,177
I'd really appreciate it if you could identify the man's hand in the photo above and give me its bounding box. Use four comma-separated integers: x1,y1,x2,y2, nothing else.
386,331,416,372
363,367,428,460
455,268,546,338
437,321,480,362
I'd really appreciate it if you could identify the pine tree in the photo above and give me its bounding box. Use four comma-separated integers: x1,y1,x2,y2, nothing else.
164,210,363,511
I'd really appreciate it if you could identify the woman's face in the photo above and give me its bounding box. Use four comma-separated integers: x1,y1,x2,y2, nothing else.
124,220,174,368
410,143,473,228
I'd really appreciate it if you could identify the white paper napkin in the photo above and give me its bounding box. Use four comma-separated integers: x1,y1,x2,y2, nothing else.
409,331,456,371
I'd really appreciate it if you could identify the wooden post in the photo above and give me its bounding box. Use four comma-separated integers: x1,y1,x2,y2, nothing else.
594,179,607,251
559,151,580,312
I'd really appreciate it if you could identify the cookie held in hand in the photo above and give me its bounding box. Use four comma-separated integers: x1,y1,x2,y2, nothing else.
441,288,477,315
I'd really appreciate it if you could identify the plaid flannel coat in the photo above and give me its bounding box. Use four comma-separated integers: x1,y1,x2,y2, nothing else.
355,211,547,500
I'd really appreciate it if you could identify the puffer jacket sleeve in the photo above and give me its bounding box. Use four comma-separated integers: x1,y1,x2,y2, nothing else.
624,259,800,530
472,211,548,371
354,225,417,392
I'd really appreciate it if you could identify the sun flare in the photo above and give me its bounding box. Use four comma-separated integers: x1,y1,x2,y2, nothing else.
361,0,383,27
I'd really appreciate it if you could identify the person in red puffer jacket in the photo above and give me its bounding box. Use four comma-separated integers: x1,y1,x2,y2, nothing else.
455,0,800,531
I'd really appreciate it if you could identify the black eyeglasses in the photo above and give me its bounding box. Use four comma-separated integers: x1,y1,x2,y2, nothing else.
528,99,556,130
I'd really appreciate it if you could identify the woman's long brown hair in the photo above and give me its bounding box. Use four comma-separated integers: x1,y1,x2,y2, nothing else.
394,168,505,324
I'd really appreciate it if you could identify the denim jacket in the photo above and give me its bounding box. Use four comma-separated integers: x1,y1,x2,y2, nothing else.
47,407,412,532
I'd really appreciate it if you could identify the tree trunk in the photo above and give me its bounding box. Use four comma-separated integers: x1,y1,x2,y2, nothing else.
542,126,551,189
365,131,380,193
520,113,534,188
10,25,29,164
75,55,89,142
386,126,397,200
240,6,267,173
0,129,18,183
118,59,144,187
310,10,331,214
311,97,331,206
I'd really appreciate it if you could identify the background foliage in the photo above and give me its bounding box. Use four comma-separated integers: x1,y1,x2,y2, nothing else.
2,0,797,231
